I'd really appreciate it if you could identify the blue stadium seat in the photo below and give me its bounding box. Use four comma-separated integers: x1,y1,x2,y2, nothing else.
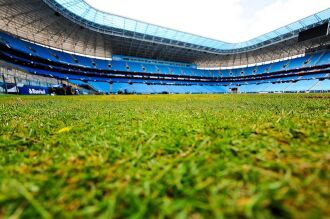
317,51,330,66
132,83,153,93
239,83,271,93
0,32,31,55
287,57,306,70
88,81,110,93
150,84,170,93
270,60,288,72
263,82,291,93
111,61,128,72
256,64,269,74
94,59,111,70
311,80,330,91
285,80,319,92
111,83,134,93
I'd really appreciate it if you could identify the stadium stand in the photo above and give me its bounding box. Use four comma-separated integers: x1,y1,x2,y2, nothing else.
0,2,329,94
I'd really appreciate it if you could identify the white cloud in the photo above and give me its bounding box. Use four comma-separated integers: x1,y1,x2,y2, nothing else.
84,0,330,43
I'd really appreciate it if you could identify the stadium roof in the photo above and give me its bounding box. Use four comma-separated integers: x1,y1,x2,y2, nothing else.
45,0,330,53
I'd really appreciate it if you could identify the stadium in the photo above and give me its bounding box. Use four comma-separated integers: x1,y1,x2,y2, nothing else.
0,0,329,218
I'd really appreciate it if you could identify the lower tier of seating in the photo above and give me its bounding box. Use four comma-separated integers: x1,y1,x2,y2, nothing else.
68,78,330,94
69,80,228,94
239,79,330,93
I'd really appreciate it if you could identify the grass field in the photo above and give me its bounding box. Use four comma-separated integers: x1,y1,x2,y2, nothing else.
0,94,329,219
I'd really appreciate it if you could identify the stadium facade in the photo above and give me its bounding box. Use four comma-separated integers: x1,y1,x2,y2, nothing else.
0,0,330,94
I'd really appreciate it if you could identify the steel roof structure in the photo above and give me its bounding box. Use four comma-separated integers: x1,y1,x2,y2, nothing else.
46,0,330,52
1,0,330,67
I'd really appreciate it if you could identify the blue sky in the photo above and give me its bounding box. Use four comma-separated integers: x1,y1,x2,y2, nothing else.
85,0,330,43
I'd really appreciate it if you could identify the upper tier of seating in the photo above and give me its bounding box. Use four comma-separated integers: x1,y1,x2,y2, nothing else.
1,31,330,80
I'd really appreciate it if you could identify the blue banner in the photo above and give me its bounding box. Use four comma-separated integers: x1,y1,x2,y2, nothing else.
18,85,49,95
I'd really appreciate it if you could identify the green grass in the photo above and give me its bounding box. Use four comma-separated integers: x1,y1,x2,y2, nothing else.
0,94,329,219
